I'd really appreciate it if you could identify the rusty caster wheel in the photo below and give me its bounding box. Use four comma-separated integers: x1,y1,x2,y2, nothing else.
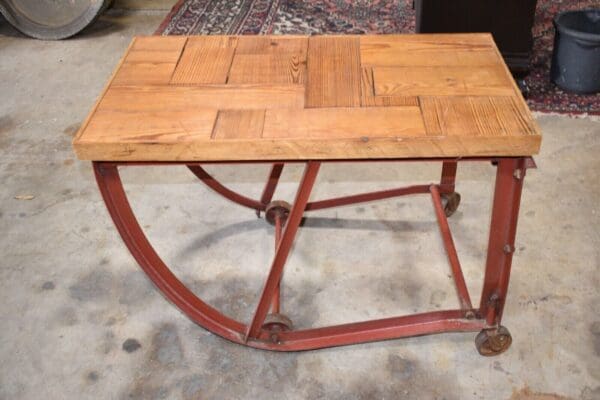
265,201,291,225
441,192,461,217
262,313,293,343
475,326,512,356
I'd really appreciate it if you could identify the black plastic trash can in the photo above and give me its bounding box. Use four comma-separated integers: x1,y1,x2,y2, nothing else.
551,9,600,94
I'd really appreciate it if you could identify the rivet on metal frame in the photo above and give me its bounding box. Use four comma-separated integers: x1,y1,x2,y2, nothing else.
513,169,523,180
270,333,281,344
488,293,500,307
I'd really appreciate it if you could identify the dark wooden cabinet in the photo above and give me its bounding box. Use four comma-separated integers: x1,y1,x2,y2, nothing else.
414,0,538,74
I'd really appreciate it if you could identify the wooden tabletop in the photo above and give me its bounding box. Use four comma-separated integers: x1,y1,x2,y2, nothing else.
73,34,541,161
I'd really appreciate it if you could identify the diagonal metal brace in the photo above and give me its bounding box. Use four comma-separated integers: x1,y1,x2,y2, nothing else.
245,161,321,340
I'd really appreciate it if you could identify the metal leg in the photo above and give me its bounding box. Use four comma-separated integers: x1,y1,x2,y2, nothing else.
246,161,321,340
260,163,284,206
256,163,285,217
475,158,527,356
439,161,461,217
440,161,457,193
479,158,526,325
271,214,283,314
262,213,295,335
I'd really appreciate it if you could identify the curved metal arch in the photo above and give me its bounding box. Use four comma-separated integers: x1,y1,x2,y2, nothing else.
94,162,254,345
187,165,265,211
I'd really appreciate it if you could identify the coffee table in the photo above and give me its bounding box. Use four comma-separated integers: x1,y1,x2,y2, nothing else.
73,34,541,356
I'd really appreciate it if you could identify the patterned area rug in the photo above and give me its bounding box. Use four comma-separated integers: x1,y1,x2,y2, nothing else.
156,0,599,115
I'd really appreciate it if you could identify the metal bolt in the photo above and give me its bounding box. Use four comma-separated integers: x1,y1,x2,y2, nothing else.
503,244,514,254
488,293,500,307
513,169,523,180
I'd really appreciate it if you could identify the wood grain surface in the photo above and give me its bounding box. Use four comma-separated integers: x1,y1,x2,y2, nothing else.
73,34,541,161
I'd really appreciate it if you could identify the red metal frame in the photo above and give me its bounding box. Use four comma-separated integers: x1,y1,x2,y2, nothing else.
271,214,283,314
260,163,284,207
187,165,265,211
429,184,473,311
92,157,533,352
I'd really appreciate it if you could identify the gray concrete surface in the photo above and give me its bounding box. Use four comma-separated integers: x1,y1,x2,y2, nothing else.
1,3,599,400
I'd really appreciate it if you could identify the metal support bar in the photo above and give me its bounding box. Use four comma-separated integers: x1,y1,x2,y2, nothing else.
271,214,283,314
440,161,458,193
251,310,484,351
187,165,265,211
479,158,526,326
246,161,321,339
260,163,284,206
430,185,473,310
305,185,431,211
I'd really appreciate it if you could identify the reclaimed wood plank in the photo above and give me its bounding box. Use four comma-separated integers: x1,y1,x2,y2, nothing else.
360,67,418,107
74,39,137,143
360,34,499,67
170,36,238,84
213,110,266,139
81,109,217,142
112,37,187,85
419,97,537,137
124,36,187,63
419,97,442,136
305,36,361,108
235,36,308,54
263,107,426,139
229,54,306,85
373,66,514,97
228,37,308,84
99,85,305,111
112,63,179,86
74,134,542,162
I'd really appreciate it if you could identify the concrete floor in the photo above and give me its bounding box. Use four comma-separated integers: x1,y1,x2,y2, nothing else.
1,3,599,400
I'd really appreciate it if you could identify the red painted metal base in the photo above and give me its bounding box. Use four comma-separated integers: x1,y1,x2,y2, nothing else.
93,157,533,354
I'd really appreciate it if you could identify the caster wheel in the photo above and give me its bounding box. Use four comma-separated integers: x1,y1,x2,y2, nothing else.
441,192,461,217
262,313,293,333
475,326,512,356
265,201,291,225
